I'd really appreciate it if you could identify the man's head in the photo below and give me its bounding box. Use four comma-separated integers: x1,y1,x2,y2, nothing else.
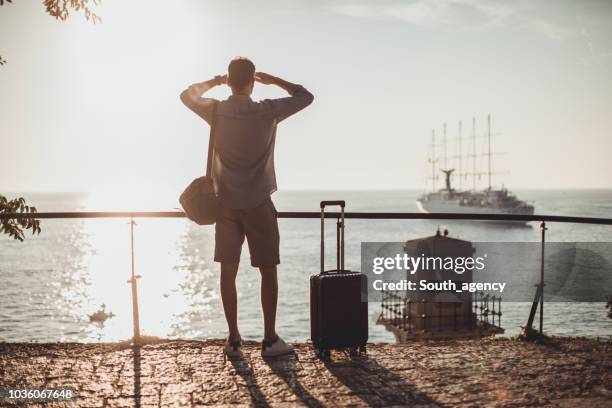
227,57,255,95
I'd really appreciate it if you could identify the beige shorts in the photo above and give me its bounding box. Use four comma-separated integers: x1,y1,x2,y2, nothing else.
214,197,280,267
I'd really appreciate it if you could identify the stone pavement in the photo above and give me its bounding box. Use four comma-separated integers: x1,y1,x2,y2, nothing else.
1,337,611,407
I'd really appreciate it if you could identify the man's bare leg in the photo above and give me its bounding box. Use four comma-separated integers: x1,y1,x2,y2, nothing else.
220,262,241,341
259,266,278,342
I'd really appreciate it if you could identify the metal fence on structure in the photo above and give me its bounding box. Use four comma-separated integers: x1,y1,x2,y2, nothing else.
474,291,503,329
378,289,503,338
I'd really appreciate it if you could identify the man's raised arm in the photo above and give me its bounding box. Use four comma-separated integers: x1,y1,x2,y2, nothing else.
255,72,314,122
179,75,226,123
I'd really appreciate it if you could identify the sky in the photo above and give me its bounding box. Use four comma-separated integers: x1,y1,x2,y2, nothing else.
1,0,611,198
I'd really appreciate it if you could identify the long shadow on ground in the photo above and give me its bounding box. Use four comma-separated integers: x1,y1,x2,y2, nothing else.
132,344,142,408
262,355,326,408
230,358,271,408
325,352,445,407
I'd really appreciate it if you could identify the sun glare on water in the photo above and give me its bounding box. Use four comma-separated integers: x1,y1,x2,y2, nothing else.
77,212,194,341
73,179,203,340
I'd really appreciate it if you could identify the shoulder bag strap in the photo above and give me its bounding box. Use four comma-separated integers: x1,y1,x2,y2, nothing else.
205,101,219,177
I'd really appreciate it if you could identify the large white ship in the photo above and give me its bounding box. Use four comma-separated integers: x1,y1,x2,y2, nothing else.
416,115,534,220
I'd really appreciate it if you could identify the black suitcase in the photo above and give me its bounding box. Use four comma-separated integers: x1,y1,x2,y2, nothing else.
310,200,368,358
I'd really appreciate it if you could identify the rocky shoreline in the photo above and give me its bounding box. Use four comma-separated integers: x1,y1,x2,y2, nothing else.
1,337,611,407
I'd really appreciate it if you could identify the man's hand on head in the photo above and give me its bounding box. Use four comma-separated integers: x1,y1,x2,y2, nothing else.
181,75,227,107
214,75,228,86
255,72,302,96
255,72,276,85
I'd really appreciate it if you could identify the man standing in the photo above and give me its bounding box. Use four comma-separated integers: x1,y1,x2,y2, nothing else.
180,57,313,357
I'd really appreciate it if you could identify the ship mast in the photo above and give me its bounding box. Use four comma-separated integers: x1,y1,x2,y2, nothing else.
443,122,447,169
458,120,462,190
429,130,438,191
472,117,476,191
487,114,492,191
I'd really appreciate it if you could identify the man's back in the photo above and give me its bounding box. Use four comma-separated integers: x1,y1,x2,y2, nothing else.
187,85,313,209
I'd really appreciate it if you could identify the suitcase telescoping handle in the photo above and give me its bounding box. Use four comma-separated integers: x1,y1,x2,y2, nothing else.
320,200,345,274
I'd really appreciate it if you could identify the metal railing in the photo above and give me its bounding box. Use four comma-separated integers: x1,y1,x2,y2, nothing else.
2,210,612,342
3,210,612,224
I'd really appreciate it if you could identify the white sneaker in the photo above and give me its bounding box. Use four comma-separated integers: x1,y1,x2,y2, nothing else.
224,338,242,358
261,336,294,358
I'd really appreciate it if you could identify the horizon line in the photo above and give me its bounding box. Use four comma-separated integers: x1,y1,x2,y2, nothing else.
3,186,612,195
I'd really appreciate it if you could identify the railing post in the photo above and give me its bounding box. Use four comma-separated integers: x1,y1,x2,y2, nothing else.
453,302,457,331
474,292,478,320
402,298,407,330
484,294,489,325
127,218,141,342
396,295,400,326
540,221,547,334
382,290,387,320
438,301,442,332
407,299,412,333
422,298,427,332
498,296,502,328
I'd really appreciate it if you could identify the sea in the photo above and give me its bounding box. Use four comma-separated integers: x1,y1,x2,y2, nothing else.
1,189,612,343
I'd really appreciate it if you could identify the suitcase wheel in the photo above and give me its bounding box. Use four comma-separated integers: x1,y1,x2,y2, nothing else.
359,345,367,355
317,349,331,361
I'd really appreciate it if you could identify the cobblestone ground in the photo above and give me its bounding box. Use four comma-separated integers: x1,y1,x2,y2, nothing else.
1,337,611,407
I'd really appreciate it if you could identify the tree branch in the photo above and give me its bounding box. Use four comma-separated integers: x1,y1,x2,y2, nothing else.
0,195,42,241
43,0,102,24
